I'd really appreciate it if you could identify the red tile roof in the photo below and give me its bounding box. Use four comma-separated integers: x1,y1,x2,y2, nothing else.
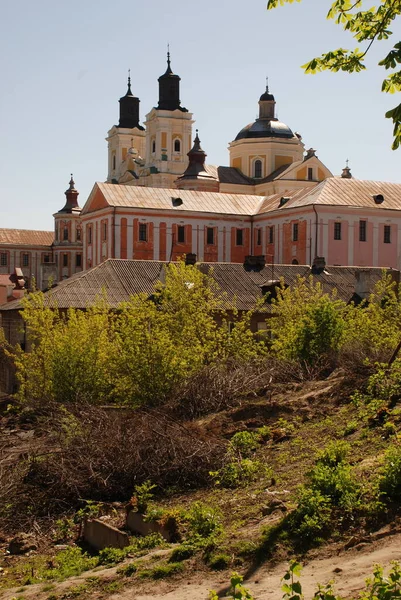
0,229,54,247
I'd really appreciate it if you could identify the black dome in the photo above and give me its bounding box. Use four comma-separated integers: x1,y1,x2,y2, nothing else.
235,119,294,141
259,91,275,101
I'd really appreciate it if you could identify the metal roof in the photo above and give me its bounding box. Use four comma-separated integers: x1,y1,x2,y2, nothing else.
0,229,54,247
84,183,264,216
0,259,395,312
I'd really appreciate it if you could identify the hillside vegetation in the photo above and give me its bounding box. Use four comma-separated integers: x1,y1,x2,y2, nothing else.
1,263,401,599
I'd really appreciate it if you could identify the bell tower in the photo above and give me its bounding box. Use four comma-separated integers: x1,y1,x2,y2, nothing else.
106,73,146,182
142,51,194,188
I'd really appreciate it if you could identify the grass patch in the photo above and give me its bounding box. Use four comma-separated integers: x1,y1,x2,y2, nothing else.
137,562,184,580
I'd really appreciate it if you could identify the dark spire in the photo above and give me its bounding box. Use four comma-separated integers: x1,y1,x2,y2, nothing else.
157,50,188,112
341,159,352,179
118,71,144,129
58,174,81,213
178,130,215,181
258,79,276,119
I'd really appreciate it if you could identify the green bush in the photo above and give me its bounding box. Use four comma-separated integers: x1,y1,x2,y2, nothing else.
288,487,332,544
186,502,223,539
379,443,401,501
169,545,195,562
98,547,126,565
138,562,184,580
230,431,259,458
208,552,231,570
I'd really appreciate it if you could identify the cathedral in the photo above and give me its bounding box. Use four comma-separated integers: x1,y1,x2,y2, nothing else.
1,54,400,298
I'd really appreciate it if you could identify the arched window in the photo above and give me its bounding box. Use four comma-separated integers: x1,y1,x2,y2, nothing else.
254,159,262,178
174,138,181,153
152,140,156,154
292,258,299,265
112,154,116,170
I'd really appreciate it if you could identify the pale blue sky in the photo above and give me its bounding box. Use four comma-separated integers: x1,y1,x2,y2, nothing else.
0,0,399,231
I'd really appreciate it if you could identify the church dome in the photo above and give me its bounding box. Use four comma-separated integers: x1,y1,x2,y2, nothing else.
259,90,275,102
235,119,294,141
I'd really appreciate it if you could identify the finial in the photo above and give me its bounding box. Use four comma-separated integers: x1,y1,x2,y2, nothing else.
127,69,132,94
266,76,269,92
341,159,352,179
69,173,75,189
167,43,170,68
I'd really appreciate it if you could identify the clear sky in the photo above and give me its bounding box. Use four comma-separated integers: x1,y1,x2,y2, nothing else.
0,0,399,231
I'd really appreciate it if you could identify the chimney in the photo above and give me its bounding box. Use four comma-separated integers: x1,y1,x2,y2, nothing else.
244,255,266,270
185,253,197,266
311,256,326,274
354,270,370,300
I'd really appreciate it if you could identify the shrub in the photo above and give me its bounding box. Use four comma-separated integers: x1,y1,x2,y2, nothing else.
169,545,195,562
230,431,259,458
287,487,332,544
138,562,184,580
186,502,223,540
379,443,401,501
208,552,231,570
98,547,126,566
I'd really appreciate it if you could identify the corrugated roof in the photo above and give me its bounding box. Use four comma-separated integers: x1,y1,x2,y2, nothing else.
281,178,401,212
0,229,54,247
0,259,394,312
85,183,263,216
84,178,401,219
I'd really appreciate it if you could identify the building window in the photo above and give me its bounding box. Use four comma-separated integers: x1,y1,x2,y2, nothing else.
152,140,156,154
43,254,50,263
384,225,391,244
334,222,342,241
254,159,262,178
63,254,68,267
112,155,116,170
88,226,92,244
236,228,244,246
292,223,299,242
63,226,69,241
177,225,185,243
268,226,274,244
359,220,367,242
308,167,314,181
76,254,82,267
139,223,148,242
55,224,58,241
256,229,262,246
174,139,181,153
292,258,299,265
103,222,107,241
22,253,30,267
206,227,214,245
0,253,8,266
76,228,81,241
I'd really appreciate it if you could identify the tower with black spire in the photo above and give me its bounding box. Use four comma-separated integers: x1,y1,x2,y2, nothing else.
157,51,187,112
106,73,146,183
142,50,194,188
176,130,219,192
53,175,83,281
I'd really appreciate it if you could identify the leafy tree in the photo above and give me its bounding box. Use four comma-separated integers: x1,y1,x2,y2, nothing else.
267,0,401,149
269,276,346,365
10,261,266,408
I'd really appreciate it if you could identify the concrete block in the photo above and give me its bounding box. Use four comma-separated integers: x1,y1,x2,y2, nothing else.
83,519,130,551
126,511,172,541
